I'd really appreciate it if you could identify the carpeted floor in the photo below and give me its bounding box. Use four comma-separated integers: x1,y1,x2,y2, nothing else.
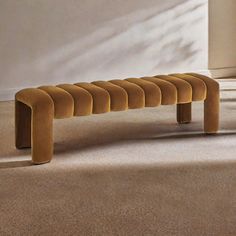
1,80,236,236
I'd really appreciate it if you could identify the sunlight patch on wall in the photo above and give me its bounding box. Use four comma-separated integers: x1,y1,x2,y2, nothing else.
38,0,208,83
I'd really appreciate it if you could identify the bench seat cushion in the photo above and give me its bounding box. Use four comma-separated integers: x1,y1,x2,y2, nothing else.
16,73,210,119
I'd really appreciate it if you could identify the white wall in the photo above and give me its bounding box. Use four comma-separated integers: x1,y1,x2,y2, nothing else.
0,0,208,101
209,0,236,78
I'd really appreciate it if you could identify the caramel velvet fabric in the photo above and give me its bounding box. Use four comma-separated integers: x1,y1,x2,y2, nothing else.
141,77,177,105
155,75,192,104
109,80,145,109
92,81,128,111
15,88,54,164
15,73,219,164
187,73,220,133
38,86,74,119
170,73,219,133
125,78,161,107
170,74,207,101
75,82,110,114
57,84,93,116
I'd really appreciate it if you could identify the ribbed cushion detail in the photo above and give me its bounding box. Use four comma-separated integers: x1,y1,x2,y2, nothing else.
125,78,161,107
38,86,74,118
170,73,207,101
92,81,128,111
21,73,211,120
141,77,177,105
109,80,145,109
57,84,93,116
155,75,192,104
74,82,110,114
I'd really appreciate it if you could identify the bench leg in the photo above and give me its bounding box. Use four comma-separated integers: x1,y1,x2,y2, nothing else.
15,100,53,164
15,100,31,148
177,103,192,124
185,73,219,134
204,97,219,134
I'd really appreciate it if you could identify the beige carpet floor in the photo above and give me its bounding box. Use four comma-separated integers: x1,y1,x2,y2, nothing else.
1,80,236,236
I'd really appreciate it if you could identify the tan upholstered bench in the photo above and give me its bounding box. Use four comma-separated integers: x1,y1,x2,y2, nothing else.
15,73,219,164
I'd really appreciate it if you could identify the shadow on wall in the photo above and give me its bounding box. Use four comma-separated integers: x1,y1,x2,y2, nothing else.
37,0,207,83
0,0,208,91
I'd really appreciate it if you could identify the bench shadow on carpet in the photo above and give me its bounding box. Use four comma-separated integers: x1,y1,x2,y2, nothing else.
1,127,236,169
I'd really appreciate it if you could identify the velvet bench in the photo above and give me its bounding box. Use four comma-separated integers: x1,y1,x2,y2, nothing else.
15,73,219,164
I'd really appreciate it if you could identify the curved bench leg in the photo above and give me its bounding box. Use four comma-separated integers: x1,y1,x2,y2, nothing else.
15,100,53,164
185,73,219,134
204,95,219,134
177,103,192,124
15,100,31,149
31,105,53,164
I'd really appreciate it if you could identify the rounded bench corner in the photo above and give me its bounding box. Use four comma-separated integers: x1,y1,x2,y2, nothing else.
15,88,54,109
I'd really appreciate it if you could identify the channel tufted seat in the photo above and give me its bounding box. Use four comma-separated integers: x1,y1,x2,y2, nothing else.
15,73,219,164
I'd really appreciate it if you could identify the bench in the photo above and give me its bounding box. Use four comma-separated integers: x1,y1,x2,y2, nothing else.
15,73,219,164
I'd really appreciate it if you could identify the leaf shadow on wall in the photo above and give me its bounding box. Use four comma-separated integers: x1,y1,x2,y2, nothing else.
35,0,208,84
